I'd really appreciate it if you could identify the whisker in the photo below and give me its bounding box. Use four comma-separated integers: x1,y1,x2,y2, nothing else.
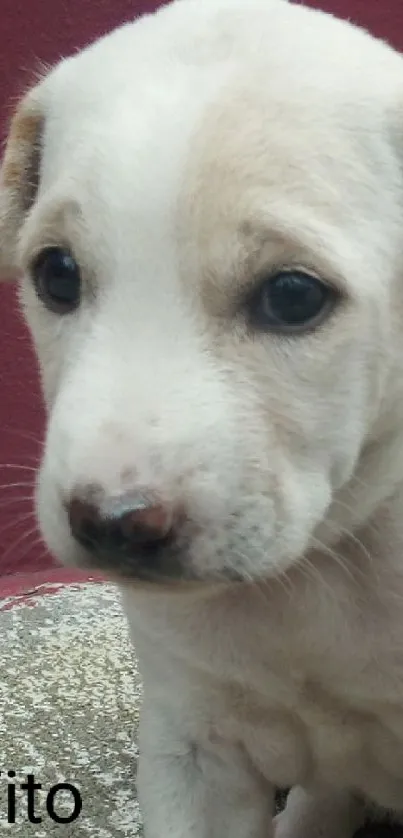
0,464,38,473
14,535,48,566
272,568,295,600
0,510,36,541
1,427,43,447
330,494,380,540
320,512,377,579
309,534,357,586
242,558,295,603
3,535,48,575
25,546,52,569
1,524,41,569
0,496,34,510
0,481,35,492
297,554,337,602
333,526,376,576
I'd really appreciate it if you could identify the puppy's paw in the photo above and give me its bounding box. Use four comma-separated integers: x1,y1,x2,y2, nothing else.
273,809,345,838
273,786,364,838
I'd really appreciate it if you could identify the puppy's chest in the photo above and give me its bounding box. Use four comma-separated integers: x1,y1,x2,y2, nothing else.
208,671,403,807
190,584,403,802
128,585,403,805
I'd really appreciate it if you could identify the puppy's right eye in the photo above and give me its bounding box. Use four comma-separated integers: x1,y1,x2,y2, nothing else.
31,247,81,314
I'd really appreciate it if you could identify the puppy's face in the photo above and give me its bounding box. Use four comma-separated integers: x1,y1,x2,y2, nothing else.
2,0,403,584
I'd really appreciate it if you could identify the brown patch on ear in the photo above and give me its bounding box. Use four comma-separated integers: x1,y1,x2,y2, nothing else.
0,93,43,279
2,107,43,205
5,110,40,155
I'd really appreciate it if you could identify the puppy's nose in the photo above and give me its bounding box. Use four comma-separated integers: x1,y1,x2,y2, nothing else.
67,495,173,556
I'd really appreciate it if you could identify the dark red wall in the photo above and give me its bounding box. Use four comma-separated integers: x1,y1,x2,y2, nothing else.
1,0,402,576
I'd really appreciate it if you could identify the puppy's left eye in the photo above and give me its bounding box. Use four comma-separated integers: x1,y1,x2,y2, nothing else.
248,269,335,333
31,247,82,314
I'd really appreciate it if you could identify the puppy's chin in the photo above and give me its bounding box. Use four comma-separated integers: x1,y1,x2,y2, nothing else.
60,542,245,590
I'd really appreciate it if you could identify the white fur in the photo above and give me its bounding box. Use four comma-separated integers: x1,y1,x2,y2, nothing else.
3,0,403,835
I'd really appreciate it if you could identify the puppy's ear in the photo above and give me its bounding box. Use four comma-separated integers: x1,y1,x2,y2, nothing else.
0,88,43,280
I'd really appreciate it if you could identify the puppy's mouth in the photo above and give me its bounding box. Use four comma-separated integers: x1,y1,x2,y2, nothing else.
72,536,243,586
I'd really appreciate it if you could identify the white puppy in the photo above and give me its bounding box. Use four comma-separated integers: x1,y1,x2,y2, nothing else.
2,0,403,835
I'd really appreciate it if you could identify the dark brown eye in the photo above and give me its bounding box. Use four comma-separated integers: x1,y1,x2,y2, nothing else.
248,269,335,333
32,247,81,314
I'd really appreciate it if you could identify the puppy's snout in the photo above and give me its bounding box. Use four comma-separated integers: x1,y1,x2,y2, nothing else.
67,493,174,563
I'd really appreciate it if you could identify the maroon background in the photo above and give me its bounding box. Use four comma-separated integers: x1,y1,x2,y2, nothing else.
1,0,403,578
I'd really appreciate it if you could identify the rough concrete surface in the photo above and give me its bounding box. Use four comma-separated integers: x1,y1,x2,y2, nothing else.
0,583,142,836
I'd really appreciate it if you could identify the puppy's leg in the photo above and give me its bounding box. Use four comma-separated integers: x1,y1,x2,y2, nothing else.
137,706,274,838
274,785,365,838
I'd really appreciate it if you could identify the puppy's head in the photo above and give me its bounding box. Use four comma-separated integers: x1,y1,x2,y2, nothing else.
2,0,403,585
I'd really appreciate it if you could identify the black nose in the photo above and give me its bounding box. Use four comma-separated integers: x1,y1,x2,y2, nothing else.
67,496,174,559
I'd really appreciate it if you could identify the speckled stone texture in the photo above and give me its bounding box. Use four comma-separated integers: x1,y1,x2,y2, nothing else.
0,583,143,836
1,581,402,837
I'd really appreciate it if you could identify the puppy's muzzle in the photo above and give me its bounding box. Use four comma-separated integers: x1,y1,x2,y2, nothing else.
67,491,183,581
